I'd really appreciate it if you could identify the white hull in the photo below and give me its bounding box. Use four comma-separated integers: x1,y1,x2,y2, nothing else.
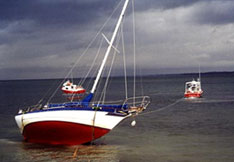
15,109,130,145
15,110,129,133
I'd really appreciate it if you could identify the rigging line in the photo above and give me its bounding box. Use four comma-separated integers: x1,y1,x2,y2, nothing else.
97,61,112,105
93,60,108,102
139,98,183,116
139,66,144,96
132,0,136,106
36,79,60,106
69,38,105,102
121,17,128,99
102,31,122,104
93,65,107,103
86,64,100,93
103,33,122,104
71,69,73,84
90,39,117,143
86,36,113,95
91,1,128,102
199,64,201,82
85,54,103,92
47,0,124,103
80,39,103,86
65,0,124,81
99,31,122,105
79,37,104,86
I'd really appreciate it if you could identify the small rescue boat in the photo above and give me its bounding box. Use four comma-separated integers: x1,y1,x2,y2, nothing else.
61,80,86,94
184,78,203,98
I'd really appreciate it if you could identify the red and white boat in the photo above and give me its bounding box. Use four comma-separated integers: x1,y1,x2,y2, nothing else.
61,80,86,94
184,78,203,98
15,0,150,145
15,96,150,145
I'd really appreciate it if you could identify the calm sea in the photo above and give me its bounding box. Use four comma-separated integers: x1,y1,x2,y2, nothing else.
0,72,234,162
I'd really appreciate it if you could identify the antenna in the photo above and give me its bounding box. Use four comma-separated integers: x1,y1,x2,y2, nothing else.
198,64,201,82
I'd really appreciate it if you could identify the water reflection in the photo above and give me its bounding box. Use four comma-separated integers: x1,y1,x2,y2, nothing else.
16,141,121,162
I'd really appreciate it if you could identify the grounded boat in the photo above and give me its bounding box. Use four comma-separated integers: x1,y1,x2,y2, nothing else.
15,0,150,145
184,78,203,98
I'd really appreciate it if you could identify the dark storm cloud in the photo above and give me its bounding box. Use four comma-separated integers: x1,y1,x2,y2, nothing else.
0,66,64,80
0,0,117,26
0,0,206,27
1,0,234,29
0,0,234,80
135,0,201,10
187,1,234,25
0,0,118,59
134,0,234,25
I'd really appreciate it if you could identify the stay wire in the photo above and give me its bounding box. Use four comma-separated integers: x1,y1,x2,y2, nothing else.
47,0,124,104
99,30,121,105
79,37,104,86
132,0,136,106
68,38,104,102
121,16,128,99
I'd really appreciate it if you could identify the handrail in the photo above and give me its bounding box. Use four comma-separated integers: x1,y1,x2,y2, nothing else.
20,95,150,114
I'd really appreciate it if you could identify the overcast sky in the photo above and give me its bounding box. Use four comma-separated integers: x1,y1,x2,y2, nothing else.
1,0,234,80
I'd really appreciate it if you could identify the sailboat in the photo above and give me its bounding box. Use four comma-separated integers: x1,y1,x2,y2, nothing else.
184,68,203,98
15,0,150,145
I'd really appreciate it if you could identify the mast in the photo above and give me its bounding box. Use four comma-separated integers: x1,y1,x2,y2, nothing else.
198,64,201,89
199,64,201,82
90,0,130,94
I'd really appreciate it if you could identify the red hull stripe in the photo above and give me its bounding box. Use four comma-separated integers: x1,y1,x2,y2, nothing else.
23,121,110,145
62,89,86,94
184,93,202,98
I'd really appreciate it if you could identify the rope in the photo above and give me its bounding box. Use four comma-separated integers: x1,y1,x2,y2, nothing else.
185,99,234,103
139,98,183,116
91,109,97,143
139,97,234,117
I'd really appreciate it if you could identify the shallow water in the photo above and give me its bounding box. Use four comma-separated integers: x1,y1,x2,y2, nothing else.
1,72,234,162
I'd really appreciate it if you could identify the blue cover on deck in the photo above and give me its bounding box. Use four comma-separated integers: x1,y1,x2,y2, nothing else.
48,102,81,108
92,104,128,110
82,93,94,107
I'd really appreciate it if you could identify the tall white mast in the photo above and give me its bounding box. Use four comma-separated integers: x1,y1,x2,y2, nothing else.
199,64,201,81
198,64,201,89
91,0,130,93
